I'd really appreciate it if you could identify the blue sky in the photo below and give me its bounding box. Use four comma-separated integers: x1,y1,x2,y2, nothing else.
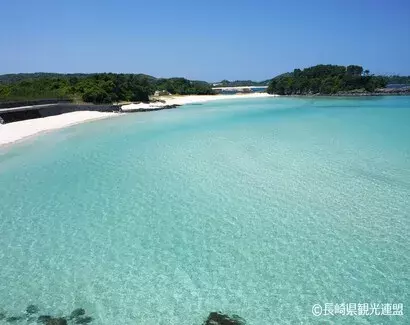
1,0,410,81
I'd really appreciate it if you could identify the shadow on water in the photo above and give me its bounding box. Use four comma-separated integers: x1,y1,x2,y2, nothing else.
0,305,245,325
0,306,93,325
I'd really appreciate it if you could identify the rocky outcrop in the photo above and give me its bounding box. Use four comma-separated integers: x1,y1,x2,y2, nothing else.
203,312,246,325
26,304,39,315
45,318,67,325
278,87,410,97
74,316,93,324
5,316,24,322
38,315,53,323
0,305,246,324
0,306,93,325
120,102,181,112
334,87,410,96
69,308,85,319
374,87,410,94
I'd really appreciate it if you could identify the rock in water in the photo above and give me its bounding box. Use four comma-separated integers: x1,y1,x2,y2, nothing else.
26,304,39,314
75,316,93,324
70,308,86,319
45,317,67,325
6,316,24,323
0,312,6,320
204,312,246,325
37,315,52,323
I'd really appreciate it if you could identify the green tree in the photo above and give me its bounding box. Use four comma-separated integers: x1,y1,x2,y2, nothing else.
346,65,364,76
0,73,213,104
267,64,386,95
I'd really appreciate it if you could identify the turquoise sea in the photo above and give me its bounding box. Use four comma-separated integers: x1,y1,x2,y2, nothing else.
0,97,409,324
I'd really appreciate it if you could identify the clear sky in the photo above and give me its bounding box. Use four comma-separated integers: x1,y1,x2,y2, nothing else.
1,0,410,81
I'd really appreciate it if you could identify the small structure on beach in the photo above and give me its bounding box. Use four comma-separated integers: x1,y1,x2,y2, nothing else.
154,90,171,96
0,101,120,124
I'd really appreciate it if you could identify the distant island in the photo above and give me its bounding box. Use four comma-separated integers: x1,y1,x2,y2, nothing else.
212,79,270,87
267,64,409,96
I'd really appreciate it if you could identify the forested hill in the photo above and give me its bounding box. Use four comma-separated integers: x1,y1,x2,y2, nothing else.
0,73,90,84
213,79,270,87
0,73,214,104
267,65,387,95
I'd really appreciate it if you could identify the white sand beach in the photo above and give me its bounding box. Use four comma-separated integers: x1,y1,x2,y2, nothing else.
0,93,277,147
0,111,118,147
121,92,276,111
160,92,276,105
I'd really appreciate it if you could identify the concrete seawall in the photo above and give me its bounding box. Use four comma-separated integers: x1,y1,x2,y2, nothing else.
0,103,120,124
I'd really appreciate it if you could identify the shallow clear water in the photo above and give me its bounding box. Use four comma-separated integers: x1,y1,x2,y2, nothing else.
0,97,409,324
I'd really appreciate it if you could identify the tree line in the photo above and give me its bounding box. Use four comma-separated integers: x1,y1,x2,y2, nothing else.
1,67,406,104
0,73,214,104
267,65,387,95
384,75,410,85
214,79,270,87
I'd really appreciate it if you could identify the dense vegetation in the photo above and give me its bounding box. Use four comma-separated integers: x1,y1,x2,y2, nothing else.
214,79,269,87
384,75,410,85
0,73,91,84
155,78,214,95
0,73,214,104
267,65,387,95
2,67,405,104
